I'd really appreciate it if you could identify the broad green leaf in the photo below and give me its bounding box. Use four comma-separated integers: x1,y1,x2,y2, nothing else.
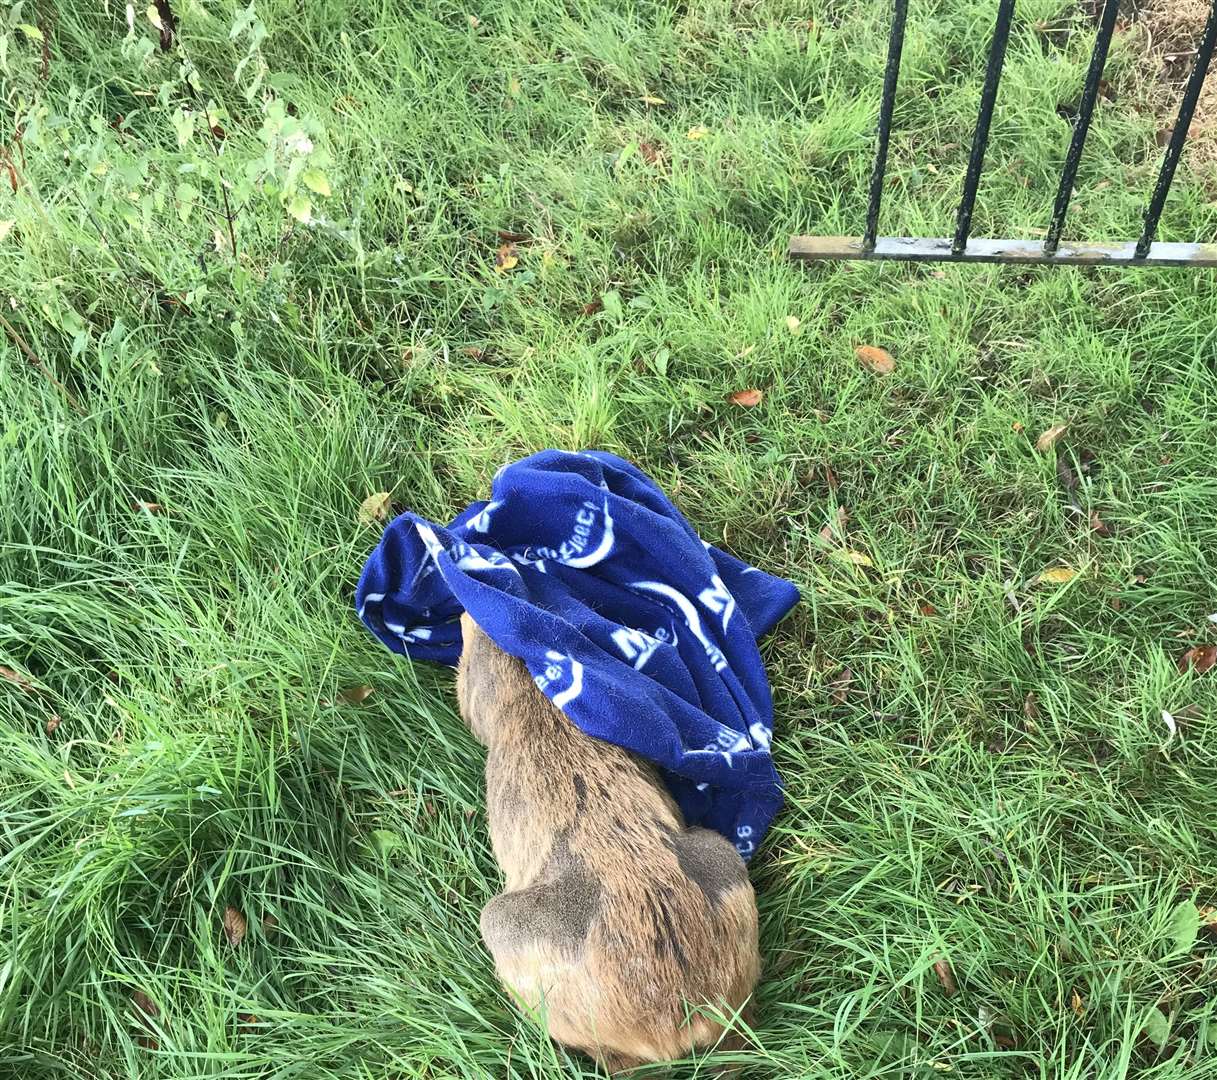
301,169,331,197
369,829,403,859
287,195,312,223
1166,899,1200,957
175,182,199,224
1142,1008,1170,1049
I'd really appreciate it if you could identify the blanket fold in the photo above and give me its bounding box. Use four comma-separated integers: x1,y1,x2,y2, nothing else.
355,450,798,857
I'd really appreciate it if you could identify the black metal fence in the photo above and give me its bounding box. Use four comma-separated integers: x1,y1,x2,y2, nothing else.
790,0,1217,267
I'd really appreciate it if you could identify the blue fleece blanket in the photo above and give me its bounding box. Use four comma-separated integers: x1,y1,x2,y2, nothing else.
355,450,798,858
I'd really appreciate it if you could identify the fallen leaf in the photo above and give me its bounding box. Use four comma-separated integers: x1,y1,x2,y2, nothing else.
1089,510,1110,536
686,126,709,139
833,549,874,568
1141,1007,1170,1049
919,602,938,616
1056,457,1077,492
337,685,375,705
496,229,529,243
1166,899,1200,956
223,906,247,947
1177,645,1217,675
131,500,163,513
933,957,957,996
639,94,666,106
1037,567,1077,585
1023,691,1039,724
132,989,159,1050
1071,990,1085,1017
855,345,895,374
582,298,604,316
1011,421,1024,433
728,388,763,407
785,315,802,336
828,667,853,705
261,914,279,937
1035,423,1068,452
45,714,61,735
639,140,662,165
494,242,518,272
0,666,34,692
357,492,392,526
819,506,848,543
238,1012,260,1035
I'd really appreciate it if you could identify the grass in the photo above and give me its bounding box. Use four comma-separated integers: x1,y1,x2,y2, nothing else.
2,0,1217,1075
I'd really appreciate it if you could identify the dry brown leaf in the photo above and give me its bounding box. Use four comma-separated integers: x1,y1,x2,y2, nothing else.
357,492,392,526
223,906,247,947
1089,510,1110,536
132,989,159,1050
238,1012,260,1035
1011,421,1025,433
0,665,34,692
728,388,763,407
1178,644,1217,675
639,140,662,165
261,914,279,937
337,685,375,705
131,500,164,513
1071,990,1085,1017
919,602,938,616
494,242,518,272
496,229,529,243
1035,423,1069,452
855,345,895,374
582,298,604,316
819,506,849,543
45,714,61,735
828,667,853,705
1037,567,1077,585
933,957,957,996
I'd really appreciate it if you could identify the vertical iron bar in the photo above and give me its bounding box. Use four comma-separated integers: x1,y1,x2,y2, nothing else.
864,0,910,251
1044,0,1121,254
952,0,1016,256
1136,0,1217,257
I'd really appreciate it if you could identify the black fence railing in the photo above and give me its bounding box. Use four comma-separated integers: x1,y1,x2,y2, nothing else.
791,0,1217,267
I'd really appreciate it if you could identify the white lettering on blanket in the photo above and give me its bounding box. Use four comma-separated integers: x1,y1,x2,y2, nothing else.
610,624,675,670
697,574,735,630
628,581,728,673
415,522,519,575
465,500,504,533
534,500,614,568
534,649,584,710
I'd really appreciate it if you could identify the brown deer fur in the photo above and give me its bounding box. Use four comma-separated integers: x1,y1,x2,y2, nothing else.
456,613,760,1073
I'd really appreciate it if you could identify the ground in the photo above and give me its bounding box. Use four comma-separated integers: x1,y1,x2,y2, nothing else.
2,0,1217,1076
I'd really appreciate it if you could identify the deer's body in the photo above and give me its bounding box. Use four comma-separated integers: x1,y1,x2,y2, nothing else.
456,614,760,1072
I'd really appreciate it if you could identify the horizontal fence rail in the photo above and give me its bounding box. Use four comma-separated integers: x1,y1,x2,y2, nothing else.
791,0,1217,267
